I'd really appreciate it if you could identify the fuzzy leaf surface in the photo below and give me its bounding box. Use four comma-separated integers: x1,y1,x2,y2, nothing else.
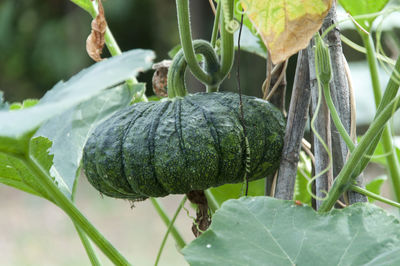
34,84,144,195
184,197,400,266
0,49,154,150
338,0,389,31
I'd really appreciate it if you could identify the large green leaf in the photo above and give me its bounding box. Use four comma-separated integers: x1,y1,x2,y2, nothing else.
34,83,144,196
338,0,389,31
184,197,400,266
0,49,154,152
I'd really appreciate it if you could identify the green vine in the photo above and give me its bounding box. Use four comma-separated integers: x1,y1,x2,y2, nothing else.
319,94,400,212
174,0,235,92
167,40,221,97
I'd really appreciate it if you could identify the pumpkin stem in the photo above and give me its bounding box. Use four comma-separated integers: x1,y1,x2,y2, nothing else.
167,40,221,98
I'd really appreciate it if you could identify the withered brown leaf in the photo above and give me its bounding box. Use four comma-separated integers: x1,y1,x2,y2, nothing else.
86,0,107,62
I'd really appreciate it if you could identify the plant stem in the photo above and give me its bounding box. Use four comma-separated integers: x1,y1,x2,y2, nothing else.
340,35,395,65
355,55,400,181
155,196,187,266
322,82,355,151
218,0,235,83
350,185,400,209
319,95,400,212
26,155,131,266
175,0,215,86
210,1,221,48
362,34,400,201
71,172,102,266
205,189,221,211
362,34,382,108
75,225,102,266
150,198,186,249
167,40,220,97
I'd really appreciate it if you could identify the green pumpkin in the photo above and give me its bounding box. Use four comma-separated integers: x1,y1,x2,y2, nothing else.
82,92,285,200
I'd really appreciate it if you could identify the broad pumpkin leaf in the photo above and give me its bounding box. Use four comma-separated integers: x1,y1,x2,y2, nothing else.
241,0,332,63
0,49,154,154
34,83,144,196
338,0,389,32
184,197,400,265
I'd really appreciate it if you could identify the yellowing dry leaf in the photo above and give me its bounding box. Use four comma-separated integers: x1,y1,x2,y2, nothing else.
86,0,107,62
241,0,332,64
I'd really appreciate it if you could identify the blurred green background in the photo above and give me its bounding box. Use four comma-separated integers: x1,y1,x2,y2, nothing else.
1,0,400,265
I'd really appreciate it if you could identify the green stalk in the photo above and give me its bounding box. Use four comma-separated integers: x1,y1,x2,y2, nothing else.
319,95,400,212
354,55,400,180
150,198,186,249
75,226,102,266
362,34,400,201
362,34,382,107
350,185,400,209
25,155,131,265
205,189,221,211
90,1,143,100
71,172,102,266
218,0,235,84
210,1,222,48
322,82,355,151
175,0,215,85
154,196,187,266
167,40,220,98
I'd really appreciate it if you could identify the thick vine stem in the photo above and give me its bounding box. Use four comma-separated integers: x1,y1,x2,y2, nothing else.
319,94,400,212
218,0,235,82
167,40,220,98
354,56,400,183
361,33,400,201
175,0,220,87
210,1,222,47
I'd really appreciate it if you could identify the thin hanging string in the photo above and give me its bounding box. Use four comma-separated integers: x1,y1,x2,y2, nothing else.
237,9,250,196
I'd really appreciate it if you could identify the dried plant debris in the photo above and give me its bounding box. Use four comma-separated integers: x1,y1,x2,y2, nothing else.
86,0,107,62
187,190,211,237
152,60,171,97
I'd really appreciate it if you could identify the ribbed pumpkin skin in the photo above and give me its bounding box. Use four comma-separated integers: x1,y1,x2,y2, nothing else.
83,92,285,200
